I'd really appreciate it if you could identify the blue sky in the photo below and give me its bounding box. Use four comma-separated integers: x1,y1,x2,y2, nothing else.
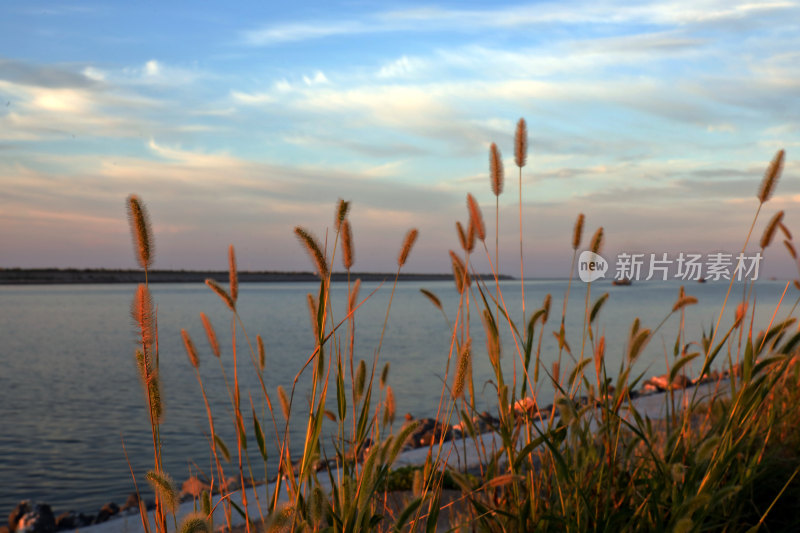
1,1,798,277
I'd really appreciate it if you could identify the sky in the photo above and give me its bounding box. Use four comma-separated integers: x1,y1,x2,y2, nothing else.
1,1,799,278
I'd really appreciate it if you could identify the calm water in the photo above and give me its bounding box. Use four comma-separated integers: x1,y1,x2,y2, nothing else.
0,278,795,516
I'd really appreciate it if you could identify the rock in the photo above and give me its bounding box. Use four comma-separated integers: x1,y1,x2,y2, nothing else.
473,412,498,434
641,382,659,395
93,502,119,524
16,504,55,533
9,501,31,531
699,369,721,383
76,514,94,527
513,396,535,414
54,512,77,530
642,373,693,392
410,418,453,447
120,492,140,512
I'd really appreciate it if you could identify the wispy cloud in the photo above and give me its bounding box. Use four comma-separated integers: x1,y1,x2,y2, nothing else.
240,1,799,46
377,55,424,78
241,20,367,45
0,57,97,88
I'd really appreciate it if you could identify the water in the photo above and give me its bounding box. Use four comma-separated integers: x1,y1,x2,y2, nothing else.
0,278,795,516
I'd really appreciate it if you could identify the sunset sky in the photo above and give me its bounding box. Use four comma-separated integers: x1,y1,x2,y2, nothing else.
1,1,798,277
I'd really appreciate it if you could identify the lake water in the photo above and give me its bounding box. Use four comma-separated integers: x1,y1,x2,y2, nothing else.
0,278,795,516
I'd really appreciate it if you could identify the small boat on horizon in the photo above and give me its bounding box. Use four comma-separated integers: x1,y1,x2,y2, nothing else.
612,277,633,286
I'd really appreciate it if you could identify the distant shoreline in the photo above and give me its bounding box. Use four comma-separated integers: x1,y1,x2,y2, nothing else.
0,268,514,285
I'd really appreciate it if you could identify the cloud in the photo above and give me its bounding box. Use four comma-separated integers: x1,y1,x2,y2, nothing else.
241,20,367,45
239,1,798,47
147,139,241,168
0,144,466,270
377,56,422,78
3,3,799,273
282,133,427,159
117,59,205,86
0,58,204,143
302,71,329,86
30,87,92,113
0,57,97,88
231,90,274,104
144,60,160,77
82,66,106,82
0,76,159,141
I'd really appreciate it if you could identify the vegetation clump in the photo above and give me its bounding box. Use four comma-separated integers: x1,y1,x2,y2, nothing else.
124,124,798,532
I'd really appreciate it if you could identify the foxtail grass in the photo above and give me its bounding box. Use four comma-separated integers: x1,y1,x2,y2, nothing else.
515,118,528,328
123,138,800,533
127,194,154,272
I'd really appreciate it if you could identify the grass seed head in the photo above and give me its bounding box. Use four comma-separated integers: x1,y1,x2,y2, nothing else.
420,288,443,311
380,362,390,388
228,245,238,304
779,221,793,240
453,339,472,398
672,296,698,313
179,513,211,533
552,361,561,387
384,385,396,426
131,283,155,349
482,310,500,367
199,312,220,358
758,149,785,203
348,278,361,312
307,293,320,339
784,239,797,259
456,221,469,252
355,360,367,402
594,335,605,383
450,250,468,293
490,143,504,196
295,226,329,280
467,193,486,241
277,385,290,421
590,227,604,254
146,470,178,513
205,278,235,312
515,118,528,168
127,194,154,269
335,198,350,230
341,219,354,270
467,218,476,250
148,374,163,422
181,329,199,369
257,334,265,371
573,213,585,250
761,210,785,249
398,228,419,267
